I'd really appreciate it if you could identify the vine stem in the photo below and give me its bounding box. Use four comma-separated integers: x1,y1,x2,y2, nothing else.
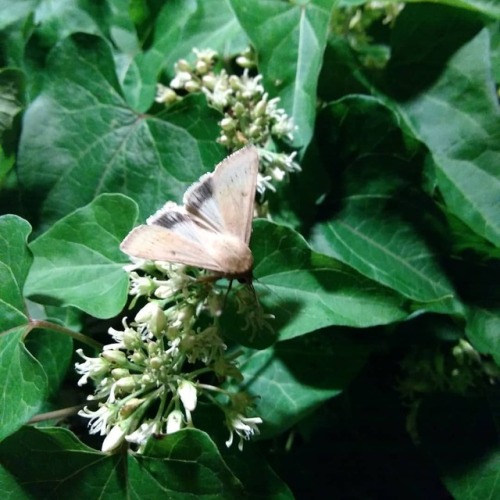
27,319,103,351
29,404,85,423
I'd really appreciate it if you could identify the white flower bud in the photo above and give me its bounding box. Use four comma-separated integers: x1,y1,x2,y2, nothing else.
218,134,229,146
120,398,144,417
130,351,146,364
220,117,236,131
102,425,127,453
166,410,184,434
122,328,141,349
176,59,191,72
102,350,127,364
135,302,166,336
111,368,129,380
236,55,254,68
155,85,178,105
253,99,267,117
248,124,261,138
154,284,175,299
195,60,209,74
233,101,245,117
149,356,163,369
178,380,197,412
202,74,216,90
185,80,201,93
115,376,137,393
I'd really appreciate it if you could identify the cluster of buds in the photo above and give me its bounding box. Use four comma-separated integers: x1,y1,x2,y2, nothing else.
331,1,404,68
155,48,300,198
398,339,500,402
451,339,500,384
76,261,269,453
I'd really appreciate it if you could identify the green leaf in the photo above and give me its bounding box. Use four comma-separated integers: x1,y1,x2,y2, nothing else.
0,0,38,30
31,0,110,47
0,215,32,314
311,97,461,314
231,0,336,149
123,0,249,110
387,7,500,247
227,220,409,346
239,327,371,437
443,448,500,499
25,194,137,319
0,426,290,498
106,0,140,54
25,328,73,399
17,33,225,230
0,69,24,142
466,306,500,364
417,391,500,500
405,0,500,19
0,215,49,441
0,464,29,500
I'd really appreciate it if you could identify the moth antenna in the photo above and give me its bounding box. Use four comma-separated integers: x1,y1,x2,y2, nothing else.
223,279,234,310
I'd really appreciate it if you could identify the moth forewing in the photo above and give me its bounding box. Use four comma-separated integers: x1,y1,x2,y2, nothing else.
120,224,225,272
120,146,259,283
185,147,259,244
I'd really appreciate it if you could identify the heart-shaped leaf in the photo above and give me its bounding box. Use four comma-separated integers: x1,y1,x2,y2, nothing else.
25,194,137,319
17,34,225,231
231,0,335,149
0,215,49,440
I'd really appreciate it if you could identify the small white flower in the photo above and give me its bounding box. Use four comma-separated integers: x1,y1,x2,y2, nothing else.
129,272,157,297
155,84,177,105
270,166,285,182
107,317,137,346
239,71,264,98
225,414,263,451
271,114,296,139
193,47,217,63
79,403,114,436
202,74,231,109
75,349,110,386
91,376,116,401
257,173,275,194
125,420,160,445
170,71,192,89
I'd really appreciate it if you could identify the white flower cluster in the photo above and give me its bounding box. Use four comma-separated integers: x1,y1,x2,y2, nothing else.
156,48,301,198
76,261,264,453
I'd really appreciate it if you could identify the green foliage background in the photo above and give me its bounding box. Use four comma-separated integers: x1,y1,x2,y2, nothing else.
0,0,499,498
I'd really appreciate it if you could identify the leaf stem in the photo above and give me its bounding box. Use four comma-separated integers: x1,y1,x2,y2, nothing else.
29,404,85,423
27,319,103,351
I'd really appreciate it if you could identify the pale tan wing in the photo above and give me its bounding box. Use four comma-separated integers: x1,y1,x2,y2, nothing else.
183,146,259,243
120,210,225,272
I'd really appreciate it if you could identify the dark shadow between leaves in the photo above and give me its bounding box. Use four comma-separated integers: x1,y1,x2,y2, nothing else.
243,326,376,395
384,4,484,102
418,390,500,477
25,293,65,309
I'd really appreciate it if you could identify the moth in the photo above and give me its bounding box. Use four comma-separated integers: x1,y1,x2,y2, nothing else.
120,146,259,284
